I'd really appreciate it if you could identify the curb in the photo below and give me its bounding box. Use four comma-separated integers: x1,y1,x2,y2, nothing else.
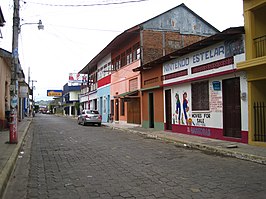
157,135,266,165
105,125,266,165
0,119,32,199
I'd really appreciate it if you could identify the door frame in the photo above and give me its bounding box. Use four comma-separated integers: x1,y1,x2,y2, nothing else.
222,77,241,138
165,89,172,130
149,92,154,128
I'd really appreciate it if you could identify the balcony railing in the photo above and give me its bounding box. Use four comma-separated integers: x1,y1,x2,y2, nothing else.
254,35,266,58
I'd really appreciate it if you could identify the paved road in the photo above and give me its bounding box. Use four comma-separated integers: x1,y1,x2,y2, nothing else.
4,114,266,199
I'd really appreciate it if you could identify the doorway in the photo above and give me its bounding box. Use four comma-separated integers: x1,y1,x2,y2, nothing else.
149,93,154,128
115,99,119,121
223,77,241,138
165,89,172,130
127,98,141,124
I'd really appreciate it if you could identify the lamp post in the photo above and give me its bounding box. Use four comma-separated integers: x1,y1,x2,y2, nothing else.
19,19,44,33
9,0,43,144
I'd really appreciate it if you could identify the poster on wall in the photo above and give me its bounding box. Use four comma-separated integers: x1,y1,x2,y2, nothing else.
173,89,192,126
172,82,222,128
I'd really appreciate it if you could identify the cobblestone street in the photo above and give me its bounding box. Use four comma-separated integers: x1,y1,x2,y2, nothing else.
4,114,266,199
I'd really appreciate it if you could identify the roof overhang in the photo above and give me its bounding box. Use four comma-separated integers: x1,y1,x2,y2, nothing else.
79,25,140,74
134,26,245,72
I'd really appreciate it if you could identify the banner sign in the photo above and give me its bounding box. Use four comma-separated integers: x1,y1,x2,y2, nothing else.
69,73,88,83
19,86,28,98
47,90,63,97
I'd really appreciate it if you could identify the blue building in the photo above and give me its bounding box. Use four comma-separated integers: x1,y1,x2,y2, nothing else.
62,83,81,116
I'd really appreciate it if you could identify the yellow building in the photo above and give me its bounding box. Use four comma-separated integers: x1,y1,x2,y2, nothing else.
238,0,266,146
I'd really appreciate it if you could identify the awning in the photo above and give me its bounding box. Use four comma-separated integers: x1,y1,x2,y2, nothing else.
140,86,160,92
115,90,139,98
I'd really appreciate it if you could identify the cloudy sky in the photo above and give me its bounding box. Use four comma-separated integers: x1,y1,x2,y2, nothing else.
0,0,244,101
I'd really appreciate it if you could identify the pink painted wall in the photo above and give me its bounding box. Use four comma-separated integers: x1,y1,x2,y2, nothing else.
110,60,141,97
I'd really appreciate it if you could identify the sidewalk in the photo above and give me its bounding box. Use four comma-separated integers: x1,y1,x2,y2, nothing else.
0,118,32,198
103,122,266,165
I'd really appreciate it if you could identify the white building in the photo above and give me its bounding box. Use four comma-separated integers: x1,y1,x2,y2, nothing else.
163,27,248,143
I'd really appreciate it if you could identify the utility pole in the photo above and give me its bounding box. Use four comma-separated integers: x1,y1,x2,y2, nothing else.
9,0,20,144
31,80,37,116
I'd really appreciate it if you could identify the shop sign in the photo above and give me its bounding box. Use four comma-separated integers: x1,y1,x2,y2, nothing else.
163,43,225,75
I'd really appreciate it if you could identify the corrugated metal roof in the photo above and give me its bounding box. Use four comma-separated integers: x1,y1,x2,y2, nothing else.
79,3,220,74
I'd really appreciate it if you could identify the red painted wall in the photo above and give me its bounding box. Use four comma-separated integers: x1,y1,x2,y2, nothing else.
171,124,248,144
98,75,111,88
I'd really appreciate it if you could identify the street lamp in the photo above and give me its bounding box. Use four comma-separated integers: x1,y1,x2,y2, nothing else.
19,19,44,33
9,0,43,144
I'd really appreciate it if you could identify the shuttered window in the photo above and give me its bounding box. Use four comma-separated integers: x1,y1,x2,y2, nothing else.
129,78,138,92
192,80,209,111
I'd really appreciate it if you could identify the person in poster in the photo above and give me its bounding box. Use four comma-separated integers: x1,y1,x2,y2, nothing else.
175,93,181,124
183,92,189,125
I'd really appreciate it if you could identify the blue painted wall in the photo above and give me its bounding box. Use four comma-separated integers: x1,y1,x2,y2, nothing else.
97,85,110,123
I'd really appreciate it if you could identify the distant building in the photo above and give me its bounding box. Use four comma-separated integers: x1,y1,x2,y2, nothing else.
62,83,81,116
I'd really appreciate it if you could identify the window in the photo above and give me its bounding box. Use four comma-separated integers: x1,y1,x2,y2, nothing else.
136,48,141,60
115,55,121,71
121,52,126,67
129,78,138,91
133,42,140,61
192,81,209,111
126,48,132,65
120,98,125,116
107,62,111,75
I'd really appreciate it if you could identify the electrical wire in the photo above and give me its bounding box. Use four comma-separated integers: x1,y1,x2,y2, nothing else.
21,0,148,7
46,23,122,33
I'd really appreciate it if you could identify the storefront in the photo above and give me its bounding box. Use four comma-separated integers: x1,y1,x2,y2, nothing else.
163,36,248,143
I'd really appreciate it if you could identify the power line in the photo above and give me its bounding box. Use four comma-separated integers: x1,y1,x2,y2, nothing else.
22,0,148,7
46,23,123,33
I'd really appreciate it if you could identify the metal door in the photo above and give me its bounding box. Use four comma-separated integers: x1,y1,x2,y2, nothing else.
223,77,241,138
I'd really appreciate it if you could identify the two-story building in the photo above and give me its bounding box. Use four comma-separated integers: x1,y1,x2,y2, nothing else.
62,83,81,116
136,26,248,143
237,0,266,146
80,3,219,125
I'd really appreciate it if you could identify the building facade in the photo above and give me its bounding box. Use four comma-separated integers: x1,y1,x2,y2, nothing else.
237,0,266,146
62,83,81,116
0,49,11,130
138,27,249,143
97,54,111,123
79,3,219,124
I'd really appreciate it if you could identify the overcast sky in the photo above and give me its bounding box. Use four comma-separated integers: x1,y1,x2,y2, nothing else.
0,0,244,101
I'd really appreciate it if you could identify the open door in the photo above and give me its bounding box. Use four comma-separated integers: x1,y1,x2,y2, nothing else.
149,93,154,128
115,99,119,121
165,89,172,130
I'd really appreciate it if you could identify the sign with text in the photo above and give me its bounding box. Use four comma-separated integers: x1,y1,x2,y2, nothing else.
69,73,88,83
47,90,63,97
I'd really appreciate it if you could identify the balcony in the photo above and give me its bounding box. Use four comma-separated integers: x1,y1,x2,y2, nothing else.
254,35,266,58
